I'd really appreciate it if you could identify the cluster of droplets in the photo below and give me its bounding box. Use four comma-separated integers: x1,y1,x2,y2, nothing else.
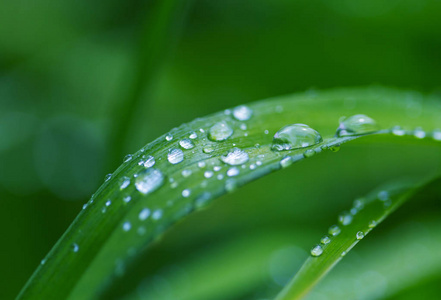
391,126,441,141
309,195,380,258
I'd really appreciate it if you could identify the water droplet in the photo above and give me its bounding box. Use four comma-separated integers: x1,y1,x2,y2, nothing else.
320,236,331,245
123,196,131,203
135,168,164,195
227,167,240,177
310,245,323,257
356,231,365,240
123,222,131,231
232,105,253,121
272,124,322,151
123,154,133,163
221,148,249,165
139,208,151,221
368,220,377,228
152,209,163,220
225,179,237,192
413,127,426,139
336,114,378,137
189,131,198,139
341,251,347,257
378,190,389,201
203,146,214,154
214,166,222,172
198,161,206,168
119,176,130,190
391,126,406,136
82,203,88,210
328,225,341,236
353,198,365,210
432,129,441,141
303,149,315,158
139,155,155,168
280,156,294,168
105,174,113,182
165,134,173,141
179,138,195,150
195,192,211,209
71,243,79,252
167,148,184,164
217,174,224,180
240,123,247,130
41,259,46,265
105,200,112,207
182,189,191,197
338,211,353,226
208,121,233,141
329,145,340,152
204,171,213,178
181,169,192,177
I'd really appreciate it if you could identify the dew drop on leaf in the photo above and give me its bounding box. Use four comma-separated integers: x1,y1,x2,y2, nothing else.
227,167,240,177
432,129,441,141
165,134,173,141
135,168,164,195
310,245,323,257
272,124,322,151
232,105,253,121
138,208,151,221
391,125,406,136
413,127,426,139
189,131,198,139
104,174,113,182
221,147,249,165
204,171,213,178
152,209,163,220
320,235,331,245
208,121,233,141
122,222,131,231
335,114,378,137
182,189,191,197
123,154,133,163
338,211,353,226
328,225,341,236
303,149,315,158
179,138,195,150
142,155,155,168
71,243,79,253
280,156,292,168
167,148,184,164
119,176,130,190
356,231,365,240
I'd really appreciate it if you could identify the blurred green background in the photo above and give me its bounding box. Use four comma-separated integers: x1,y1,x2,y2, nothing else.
2,0,441,299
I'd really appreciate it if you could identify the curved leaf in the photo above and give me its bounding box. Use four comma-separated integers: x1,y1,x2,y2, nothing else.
17,87,441,299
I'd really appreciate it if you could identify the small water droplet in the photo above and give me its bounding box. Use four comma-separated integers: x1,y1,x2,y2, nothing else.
105,200,112,207
303,149,315,158
368,220,377,228
341,251,347,257
225,179,237,192
189,131,198,139
240,123,247,130
378,190,389,201
123,222,131,231
336,114,378,137
152,209,163,220
227,167,240,177
120,176,130,190
168,148,184,164
338,211,353,226
165,134,173,141
432,129,441,141
329,145,341,152
213,166,222,172
353,198,365,210
123,196,131,203
140,155,155,168
328,225,341,236
249,164,256,170
82,203,88,210
232,105,253,121
198,161,206,168
135,168,164,195
413,127,426,139
72,243,79,252
208,121,234,141
320,235,331,245
356,231,365,240
221,147,249,165
391,126,406,136
310,244,323,257
182,189,191,197
280,156,292,168
123,154,133,163
204,171,213,178
105,174,113,182
181,169,192,177
272,124,322,151
139,208,151,221
41,258,46,265
179,138,195,150
203,146,215,154
195,192,211,209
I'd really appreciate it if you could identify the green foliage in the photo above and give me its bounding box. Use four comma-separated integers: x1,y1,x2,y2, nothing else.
18,87,441,299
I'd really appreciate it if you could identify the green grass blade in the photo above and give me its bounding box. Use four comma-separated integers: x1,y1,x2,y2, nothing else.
17,87,441,299
275,176,441,300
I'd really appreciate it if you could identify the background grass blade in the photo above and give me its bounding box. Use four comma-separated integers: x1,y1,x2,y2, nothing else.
17,87,441,299
275,176,441,300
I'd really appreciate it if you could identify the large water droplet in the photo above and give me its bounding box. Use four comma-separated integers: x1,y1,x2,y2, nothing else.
221,147,249,165
310,244,323,257
167,148,184,164
208,121,233,141
179,138,195,150
135,168,164,195
336,114,378,137
272,124,322,151
232,105,253,121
